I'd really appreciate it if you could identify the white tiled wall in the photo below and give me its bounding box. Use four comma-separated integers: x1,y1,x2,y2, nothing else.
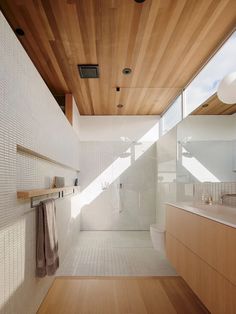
0,13,80,314
193,182,236,207
80,141,156,230
78,116,159,231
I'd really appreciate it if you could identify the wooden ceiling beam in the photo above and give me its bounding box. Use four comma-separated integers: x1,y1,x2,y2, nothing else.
65,93,73,125
192,94,236,115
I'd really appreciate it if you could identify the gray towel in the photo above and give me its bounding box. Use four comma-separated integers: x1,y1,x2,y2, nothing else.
36,199,59,277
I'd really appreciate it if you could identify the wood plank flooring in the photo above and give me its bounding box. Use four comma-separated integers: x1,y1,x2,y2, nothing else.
37,276,209,314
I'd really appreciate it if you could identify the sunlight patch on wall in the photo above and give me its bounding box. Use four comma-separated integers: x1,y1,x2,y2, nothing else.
182,147,220,182
134,122,159,160
80,154,131,207
80,122,160,207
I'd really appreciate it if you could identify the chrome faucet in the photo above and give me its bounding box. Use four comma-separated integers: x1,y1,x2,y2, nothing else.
220,193,236,205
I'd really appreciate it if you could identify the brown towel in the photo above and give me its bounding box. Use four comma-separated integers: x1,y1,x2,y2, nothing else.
36,199,59,277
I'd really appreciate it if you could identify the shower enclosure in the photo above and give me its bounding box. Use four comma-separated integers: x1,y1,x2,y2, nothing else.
80,141,157,230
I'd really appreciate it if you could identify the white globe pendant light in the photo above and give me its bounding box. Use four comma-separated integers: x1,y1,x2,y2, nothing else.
217,72,236,104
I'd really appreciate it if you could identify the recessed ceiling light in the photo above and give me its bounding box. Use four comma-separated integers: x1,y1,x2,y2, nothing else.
122,68,132,75
15,28,25,36
134,0,145,3
202,103,209,108
117,104,123,108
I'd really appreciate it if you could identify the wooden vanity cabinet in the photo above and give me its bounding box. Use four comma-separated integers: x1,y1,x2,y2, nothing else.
166,204,236,314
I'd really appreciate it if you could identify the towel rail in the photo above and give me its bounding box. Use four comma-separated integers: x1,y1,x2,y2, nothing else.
30,191,61,208
17,186,77,208
30,188,76,208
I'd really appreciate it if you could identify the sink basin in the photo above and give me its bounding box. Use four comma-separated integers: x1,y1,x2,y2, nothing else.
193,203,235,214
167,201,236,228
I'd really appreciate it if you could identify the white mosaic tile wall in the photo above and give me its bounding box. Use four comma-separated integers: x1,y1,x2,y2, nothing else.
0,13,80,314
193,182,236,207
80,141,156,230
175,181,236,207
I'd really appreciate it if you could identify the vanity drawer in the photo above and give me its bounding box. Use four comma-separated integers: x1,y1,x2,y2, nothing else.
166,204,236,285
166,233,236,314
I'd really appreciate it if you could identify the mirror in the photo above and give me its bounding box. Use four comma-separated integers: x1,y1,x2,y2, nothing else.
177,110,236,183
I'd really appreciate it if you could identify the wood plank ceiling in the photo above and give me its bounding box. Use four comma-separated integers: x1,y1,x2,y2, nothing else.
1,0,236,115
192,93,236,115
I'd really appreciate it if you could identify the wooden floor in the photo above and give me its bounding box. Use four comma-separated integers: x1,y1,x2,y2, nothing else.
37,276,209,314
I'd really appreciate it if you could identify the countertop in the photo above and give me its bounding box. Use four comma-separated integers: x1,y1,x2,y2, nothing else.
166,202,236,229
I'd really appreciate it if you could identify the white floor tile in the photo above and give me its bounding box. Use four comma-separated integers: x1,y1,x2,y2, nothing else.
57,231,177,276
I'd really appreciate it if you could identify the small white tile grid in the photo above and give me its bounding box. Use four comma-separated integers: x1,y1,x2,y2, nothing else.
80,142,156,230
17,150,76,191
58,231,177,277
193,182,236,207
0,13,80,314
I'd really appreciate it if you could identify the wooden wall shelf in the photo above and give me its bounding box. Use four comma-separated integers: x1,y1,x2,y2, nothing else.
17,186,76,200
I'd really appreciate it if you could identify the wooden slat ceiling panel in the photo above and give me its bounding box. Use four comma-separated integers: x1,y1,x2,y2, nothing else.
192,94,236,115
1,0,236,115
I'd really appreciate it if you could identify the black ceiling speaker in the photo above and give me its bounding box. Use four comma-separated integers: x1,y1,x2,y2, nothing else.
78,64,99,78
15,28,25,36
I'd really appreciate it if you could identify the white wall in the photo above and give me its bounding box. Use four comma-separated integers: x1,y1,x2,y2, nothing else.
0,13,80,313
79,116,160,230
178,115,236,141
78,116,159,142
72,97,80,139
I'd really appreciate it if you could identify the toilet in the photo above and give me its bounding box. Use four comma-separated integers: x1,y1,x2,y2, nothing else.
150,224,166,254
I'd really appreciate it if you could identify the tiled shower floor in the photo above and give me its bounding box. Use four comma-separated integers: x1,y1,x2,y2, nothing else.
57,231,177,276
